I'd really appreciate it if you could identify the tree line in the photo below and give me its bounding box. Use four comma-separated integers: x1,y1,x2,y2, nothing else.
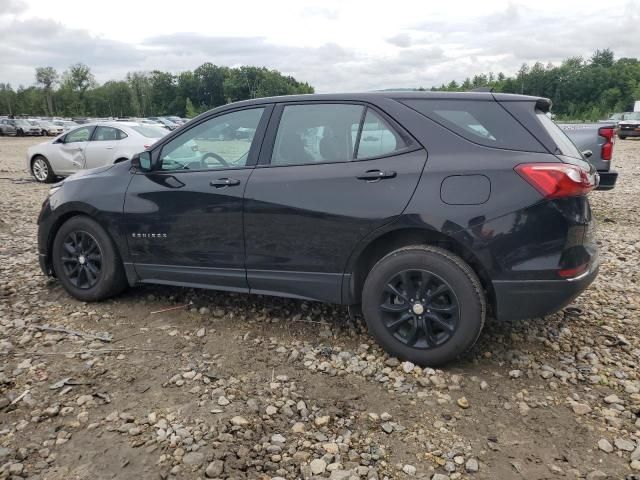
0,63,314,118
1,49,639,120
427,49,640,120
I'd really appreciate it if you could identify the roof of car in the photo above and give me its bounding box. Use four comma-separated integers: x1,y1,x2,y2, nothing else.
222,90,544,107
182,91,549,124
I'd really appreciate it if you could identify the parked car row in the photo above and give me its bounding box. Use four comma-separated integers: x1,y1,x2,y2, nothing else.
26,121,169,182
1,115,190,137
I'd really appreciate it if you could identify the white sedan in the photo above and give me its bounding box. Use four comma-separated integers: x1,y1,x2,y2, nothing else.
26,122,168,183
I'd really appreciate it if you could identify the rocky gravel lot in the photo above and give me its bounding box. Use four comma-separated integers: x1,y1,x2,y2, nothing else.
1,136,639,480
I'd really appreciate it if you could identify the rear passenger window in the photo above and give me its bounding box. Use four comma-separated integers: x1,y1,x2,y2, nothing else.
272,104,412,165
94,126,127,141
272,104,363,165
401,99,541,151
356,109,407,159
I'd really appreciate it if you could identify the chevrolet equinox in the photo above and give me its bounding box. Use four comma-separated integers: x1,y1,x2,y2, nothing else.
37,92,599,365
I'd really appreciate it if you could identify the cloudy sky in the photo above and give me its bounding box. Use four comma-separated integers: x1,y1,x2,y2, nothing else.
1,0,639,92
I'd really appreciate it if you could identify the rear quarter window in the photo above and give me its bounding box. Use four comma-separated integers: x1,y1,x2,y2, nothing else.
400,99,545,152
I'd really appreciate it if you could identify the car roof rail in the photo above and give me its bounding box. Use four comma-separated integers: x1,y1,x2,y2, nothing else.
470,86,494,92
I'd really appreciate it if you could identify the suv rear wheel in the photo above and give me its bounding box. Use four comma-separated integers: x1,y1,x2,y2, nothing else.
361,245,485,366
51,216,127,302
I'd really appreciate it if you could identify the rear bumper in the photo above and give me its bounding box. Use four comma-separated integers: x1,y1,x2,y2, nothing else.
618,129,640,137
596,170,618,191
492,257,599,321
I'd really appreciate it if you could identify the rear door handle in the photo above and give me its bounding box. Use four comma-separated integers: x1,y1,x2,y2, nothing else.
210,178,241,188
357,170,397,181
105,146,114,150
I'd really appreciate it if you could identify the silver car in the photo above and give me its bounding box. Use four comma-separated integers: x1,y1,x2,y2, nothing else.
52,120,79,132
5,118,42,136
26,122,168,183
0,118,18,136
30,119,65,136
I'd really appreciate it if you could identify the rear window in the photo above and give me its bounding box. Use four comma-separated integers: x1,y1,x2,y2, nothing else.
401,99,544,152
536,112,582,159
131,125,168,138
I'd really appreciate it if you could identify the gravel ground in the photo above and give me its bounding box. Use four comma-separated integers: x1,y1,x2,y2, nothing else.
1,136,639,480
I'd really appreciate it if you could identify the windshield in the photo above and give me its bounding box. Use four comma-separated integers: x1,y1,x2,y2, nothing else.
15,120,31,127
130,125,168,138
622,112,640,121
537,112,583,160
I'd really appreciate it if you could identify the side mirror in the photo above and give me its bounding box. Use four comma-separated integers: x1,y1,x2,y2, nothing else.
131,151,152,172
54,135,66,144
582,150,593,159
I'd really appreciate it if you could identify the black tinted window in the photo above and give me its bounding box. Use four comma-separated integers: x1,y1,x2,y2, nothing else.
272,104,364,165
159,108,264,171
356,109,408,159
401,99,541,151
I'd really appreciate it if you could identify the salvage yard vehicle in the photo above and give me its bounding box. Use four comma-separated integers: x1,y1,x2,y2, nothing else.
30,119,64,136
617,112,640,140
27,122,168,182
52,120,79,132
36,92,599,365
0,118,18,136
559,122,617,190
3,118,42,136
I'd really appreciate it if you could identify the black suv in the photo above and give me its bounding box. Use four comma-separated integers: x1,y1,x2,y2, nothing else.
37,92,598,365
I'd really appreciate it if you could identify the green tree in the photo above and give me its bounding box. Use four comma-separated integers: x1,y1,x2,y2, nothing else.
35,66,58,115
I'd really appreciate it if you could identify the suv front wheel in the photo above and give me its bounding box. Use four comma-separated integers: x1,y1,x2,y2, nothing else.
51,216,127,302
362,245,485,366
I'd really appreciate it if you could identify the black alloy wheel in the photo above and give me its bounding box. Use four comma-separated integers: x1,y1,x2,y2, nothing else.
361,245,485,366
60,231,103,289
379,269,459,349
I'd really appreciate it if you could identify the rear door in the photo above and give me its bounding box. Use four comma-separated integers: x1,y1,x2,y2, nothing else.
53,126,94,174
243,102,427,303
83,126,127,169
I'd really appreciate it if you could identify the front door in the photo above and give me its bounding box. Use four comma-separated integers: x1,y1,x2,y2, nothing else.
55,126,94,175
123,106,270,292
243,102,427,303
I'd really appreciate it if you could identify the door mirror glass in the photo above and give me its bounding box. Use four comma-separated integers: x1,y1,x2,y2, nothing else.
132,151,151,171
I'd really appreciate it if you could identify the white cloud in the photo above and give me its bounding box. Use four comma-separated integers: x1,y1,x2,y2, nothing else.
1,0,639,92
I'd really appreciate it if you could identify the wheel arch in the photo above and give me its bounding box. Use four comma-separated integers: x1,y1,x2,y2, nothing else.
43,208,130,283
346,227,495,314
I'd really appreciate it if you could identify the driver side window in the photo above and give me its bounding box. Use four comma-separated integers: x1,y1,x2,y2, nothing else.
66,127,94,143
159,108,265,171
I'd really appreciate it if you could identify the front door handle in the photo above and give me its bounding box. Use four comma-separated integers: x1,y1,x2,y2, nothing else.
357,170,397,181
210,178,241,188
105,146,114,150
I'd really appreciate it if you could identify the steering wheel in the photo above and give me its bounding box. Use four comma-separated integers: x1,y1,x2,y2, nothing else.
201,152,229,168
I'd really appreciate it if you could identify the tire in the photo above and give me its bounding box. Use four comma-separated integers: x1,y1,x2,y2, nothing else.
361,245,485,366
51,216,127,302
17,129,24,137
31,155,56,183
619,136,626,140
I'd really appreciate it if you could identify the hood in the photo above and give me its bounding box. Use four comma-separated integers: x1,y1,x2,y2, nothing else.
66,164,116,181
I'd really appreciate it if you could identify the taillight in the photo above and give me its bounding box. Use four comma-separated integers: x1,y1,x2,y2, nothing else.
598,126,614,161
515,163,595,199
